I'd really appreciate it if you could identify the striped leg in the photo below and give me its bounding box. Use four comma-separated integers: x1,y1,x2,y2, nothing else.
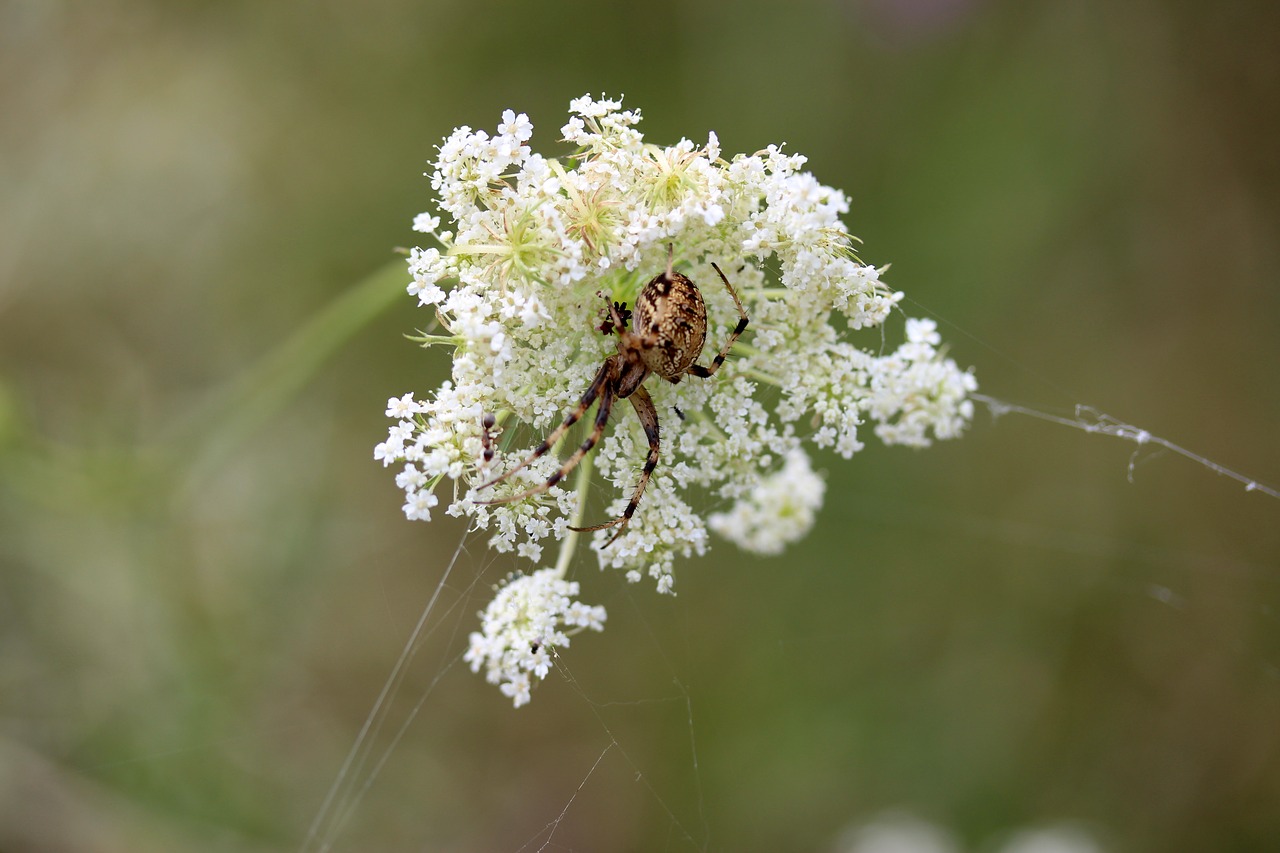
479,382,616,504
686,262,748,380
570,385,660,547
476,359,614,498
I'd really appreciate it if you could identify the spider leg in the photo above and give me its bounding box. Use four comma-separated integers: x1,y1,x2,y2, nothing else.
686,262,749,379
476,359,613,496
570,385,659,547
477,380,616,505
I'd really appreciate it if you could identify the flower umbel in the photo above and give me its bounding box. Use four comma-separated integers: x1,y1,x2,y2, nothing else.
708,448,826,556
379,95,976,704
464,569,606,708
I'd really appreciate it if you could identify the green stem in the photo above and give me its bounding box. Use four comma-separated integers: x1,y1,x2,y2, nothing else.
692,409,729,443
743,367,786,386
552,446,593,580
743,286,797,300
405,333,462,347
176,258,407,483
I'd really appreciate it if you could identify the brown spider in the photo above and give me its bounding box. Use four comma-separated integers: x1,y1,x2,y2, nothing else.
476,246,749,546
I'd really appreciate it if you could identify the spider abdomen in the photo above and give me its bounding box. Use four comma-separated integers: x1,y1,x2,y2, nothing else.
632,271,708,380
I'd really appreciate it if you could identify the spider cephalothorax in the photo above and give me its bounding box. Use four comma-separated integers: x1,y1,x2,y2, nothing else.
477,246,749,546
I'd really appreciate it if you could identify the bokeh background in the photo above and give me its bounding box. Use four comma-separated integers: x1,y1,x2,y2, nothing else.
2,1,1278,851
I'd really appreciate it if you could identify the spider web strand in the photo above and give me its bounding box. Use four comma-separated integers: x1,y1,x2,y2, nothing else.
301,532,471,853
971,393,1280,500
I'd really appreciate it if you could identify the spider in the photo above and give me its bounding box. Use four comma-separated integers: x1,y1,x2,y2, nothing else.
476,246,749,546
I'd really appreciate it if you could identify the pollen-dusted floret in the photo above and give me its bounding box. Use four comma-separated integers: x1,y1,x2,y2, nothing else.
379,95,977,704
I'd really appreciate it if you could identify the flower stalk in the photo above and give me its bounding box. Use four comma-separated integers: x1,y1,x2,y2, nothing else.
552,430,593,581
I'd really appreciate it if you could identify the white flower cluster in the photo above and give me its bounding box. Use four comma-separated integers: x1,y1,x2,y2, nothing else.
377,95,976,703
464,569,606,707
708,448,826,555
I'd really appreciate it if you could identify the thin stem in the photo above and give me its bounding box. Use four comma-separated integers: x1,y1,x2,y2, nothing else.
742,366,786,387
405,333,461,347
743,286,798,300
692,409,729,443
175,259,407,485
552,445,594,579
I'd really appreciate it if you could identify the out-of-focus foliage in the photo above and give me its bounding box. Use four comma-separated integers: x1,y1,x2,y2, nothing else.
2,1,1278,851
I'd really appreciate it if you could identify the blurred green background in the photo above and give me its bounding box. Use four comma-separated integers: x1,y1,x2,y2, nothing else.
2,1,1278,851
